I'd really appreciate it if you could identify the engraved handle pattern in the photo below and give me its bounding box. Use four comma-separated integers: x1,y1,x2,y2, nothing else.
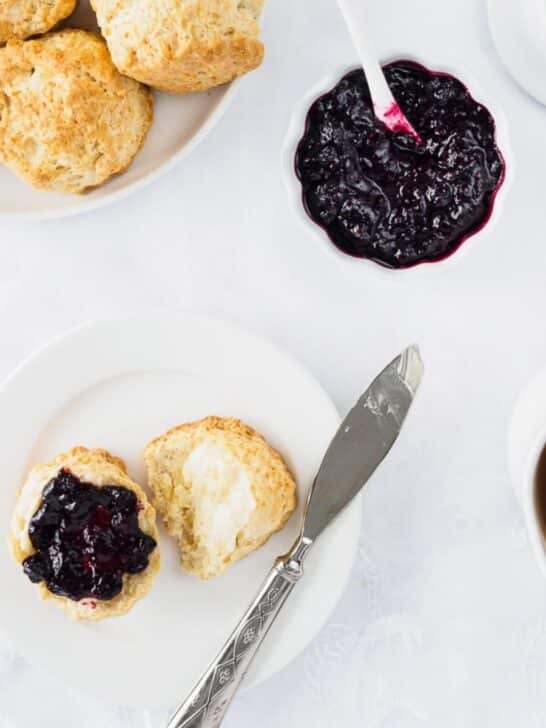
166,539,312,728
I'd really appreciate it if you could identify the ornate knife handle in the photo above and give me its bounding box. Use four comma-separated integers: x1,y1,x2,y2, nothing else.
166,537,313,728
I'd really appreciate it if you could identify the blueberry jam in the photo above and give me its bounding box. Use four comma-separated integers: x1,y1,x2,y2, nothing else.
22,469,156,601
295,61,505,268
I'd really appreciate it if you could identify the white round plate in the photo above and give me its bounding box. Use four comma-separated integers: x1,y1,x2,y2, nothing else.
488,0,546,104
0,1,240,220
0,316,361,709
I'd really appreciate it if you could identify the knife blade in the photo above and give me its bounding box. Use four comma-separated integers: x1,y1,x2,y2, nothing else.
166,345,423,728
303,344,423,541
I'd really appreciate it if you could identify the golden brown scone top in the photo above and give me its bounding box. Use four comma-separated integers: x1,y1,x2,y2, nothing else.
9,446,160,621
0,0,77,44
91,0,265,93
144,416,297,579
0,29,153,194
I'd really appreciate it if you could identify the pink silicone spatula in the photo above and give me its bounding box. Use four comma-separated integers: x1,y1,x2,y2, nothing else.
336,0,422,142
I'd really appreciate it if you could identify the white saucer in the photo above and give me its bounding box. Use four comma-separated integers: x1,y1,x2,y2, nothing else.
488,0,546,104
0,317,361,708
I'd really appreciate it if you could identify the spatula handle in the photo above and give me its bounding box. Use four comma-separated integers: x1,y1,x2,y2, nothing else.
166,538,312,728
336,0,393,109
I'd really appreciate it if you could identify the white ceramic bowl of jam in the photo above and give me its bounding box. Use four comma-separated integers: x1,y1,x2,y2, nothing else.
282,56,514,277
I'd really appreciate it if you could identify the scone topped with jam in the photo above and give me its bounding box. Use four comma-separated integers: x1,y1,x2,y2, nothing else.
0,30,153,194
0,0,76,44
144,417,297,579
91,0,265,93
10,447,160,621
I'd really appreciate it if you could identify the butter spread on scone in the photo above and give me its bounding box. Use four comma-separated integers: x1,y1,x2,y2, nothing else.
0,0,77,44
9,447,160,621
90,0,265,93
0,30,153,194
144,417,297,579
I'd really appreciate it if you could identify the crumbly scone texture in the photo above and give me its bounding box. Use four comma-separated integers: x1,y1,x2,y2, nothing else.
0,0,77,44
144,416,297,579
9,446,160,621
90,0,265,93
0,30,153,194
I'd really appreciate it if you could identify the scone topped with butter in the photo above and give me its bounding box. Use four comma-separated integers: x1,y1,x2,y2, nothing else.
0,0,76,44
10,447,160,621
144,417,297,579
91,0,265,93
0,30,153,194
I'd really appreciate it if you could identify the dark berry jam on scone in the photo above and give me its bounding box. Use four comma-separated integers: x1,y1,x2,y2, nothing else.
295,61,505,268
10,447,160,620
23,469,157,601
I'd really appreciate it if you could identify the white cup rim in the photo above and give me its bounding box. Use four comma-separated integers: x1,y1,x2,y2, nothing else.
522,430,546,576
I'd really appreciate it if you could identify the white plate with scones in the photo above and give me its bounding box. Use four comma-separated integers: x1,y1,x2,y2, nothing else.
0,316,361,708
0,0,265,218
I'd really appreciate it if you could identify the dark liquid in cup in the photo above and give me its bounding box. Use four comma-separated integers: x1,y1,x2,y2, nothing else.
534,446,546,536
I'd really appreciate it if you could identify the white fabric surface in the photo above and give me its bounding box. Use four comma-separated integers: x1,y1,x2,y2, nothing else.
2,0,546,724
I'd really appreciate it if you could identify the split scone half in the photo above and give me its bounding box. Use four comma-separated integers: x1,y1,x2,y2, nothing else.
9,447,160,621
0,0,77,45
91,0,265,93
0,29,153,194
144,417,297,579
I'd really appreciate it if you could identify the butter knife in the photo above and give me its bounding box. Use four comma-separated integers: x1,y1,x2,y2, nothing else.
166,345,424,728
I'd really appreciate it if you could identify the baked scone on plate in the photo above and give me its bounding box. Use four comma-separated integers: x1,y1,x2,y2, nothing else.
0,29,153,194
91,0,265,93
144,416,297,579
9,447,160,621
0,0,76,44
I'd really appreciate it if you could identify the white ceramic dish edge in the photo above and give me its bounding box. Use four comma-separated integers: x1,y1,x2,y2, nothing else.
0,315,363,707
282,55,515,279
0,81,239,222
508,367,546,579
488,0,546,106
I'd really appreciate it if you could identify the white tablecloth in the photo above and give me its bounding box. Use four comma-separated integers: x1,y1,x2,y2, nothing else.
2,0,546,725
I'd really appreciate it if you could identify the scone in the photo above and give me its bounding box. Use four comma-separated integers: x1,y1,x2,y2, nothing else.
144,416,297,579
0,0,76,44
9,447,160,621
91,0,265,93
0,30,153,194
